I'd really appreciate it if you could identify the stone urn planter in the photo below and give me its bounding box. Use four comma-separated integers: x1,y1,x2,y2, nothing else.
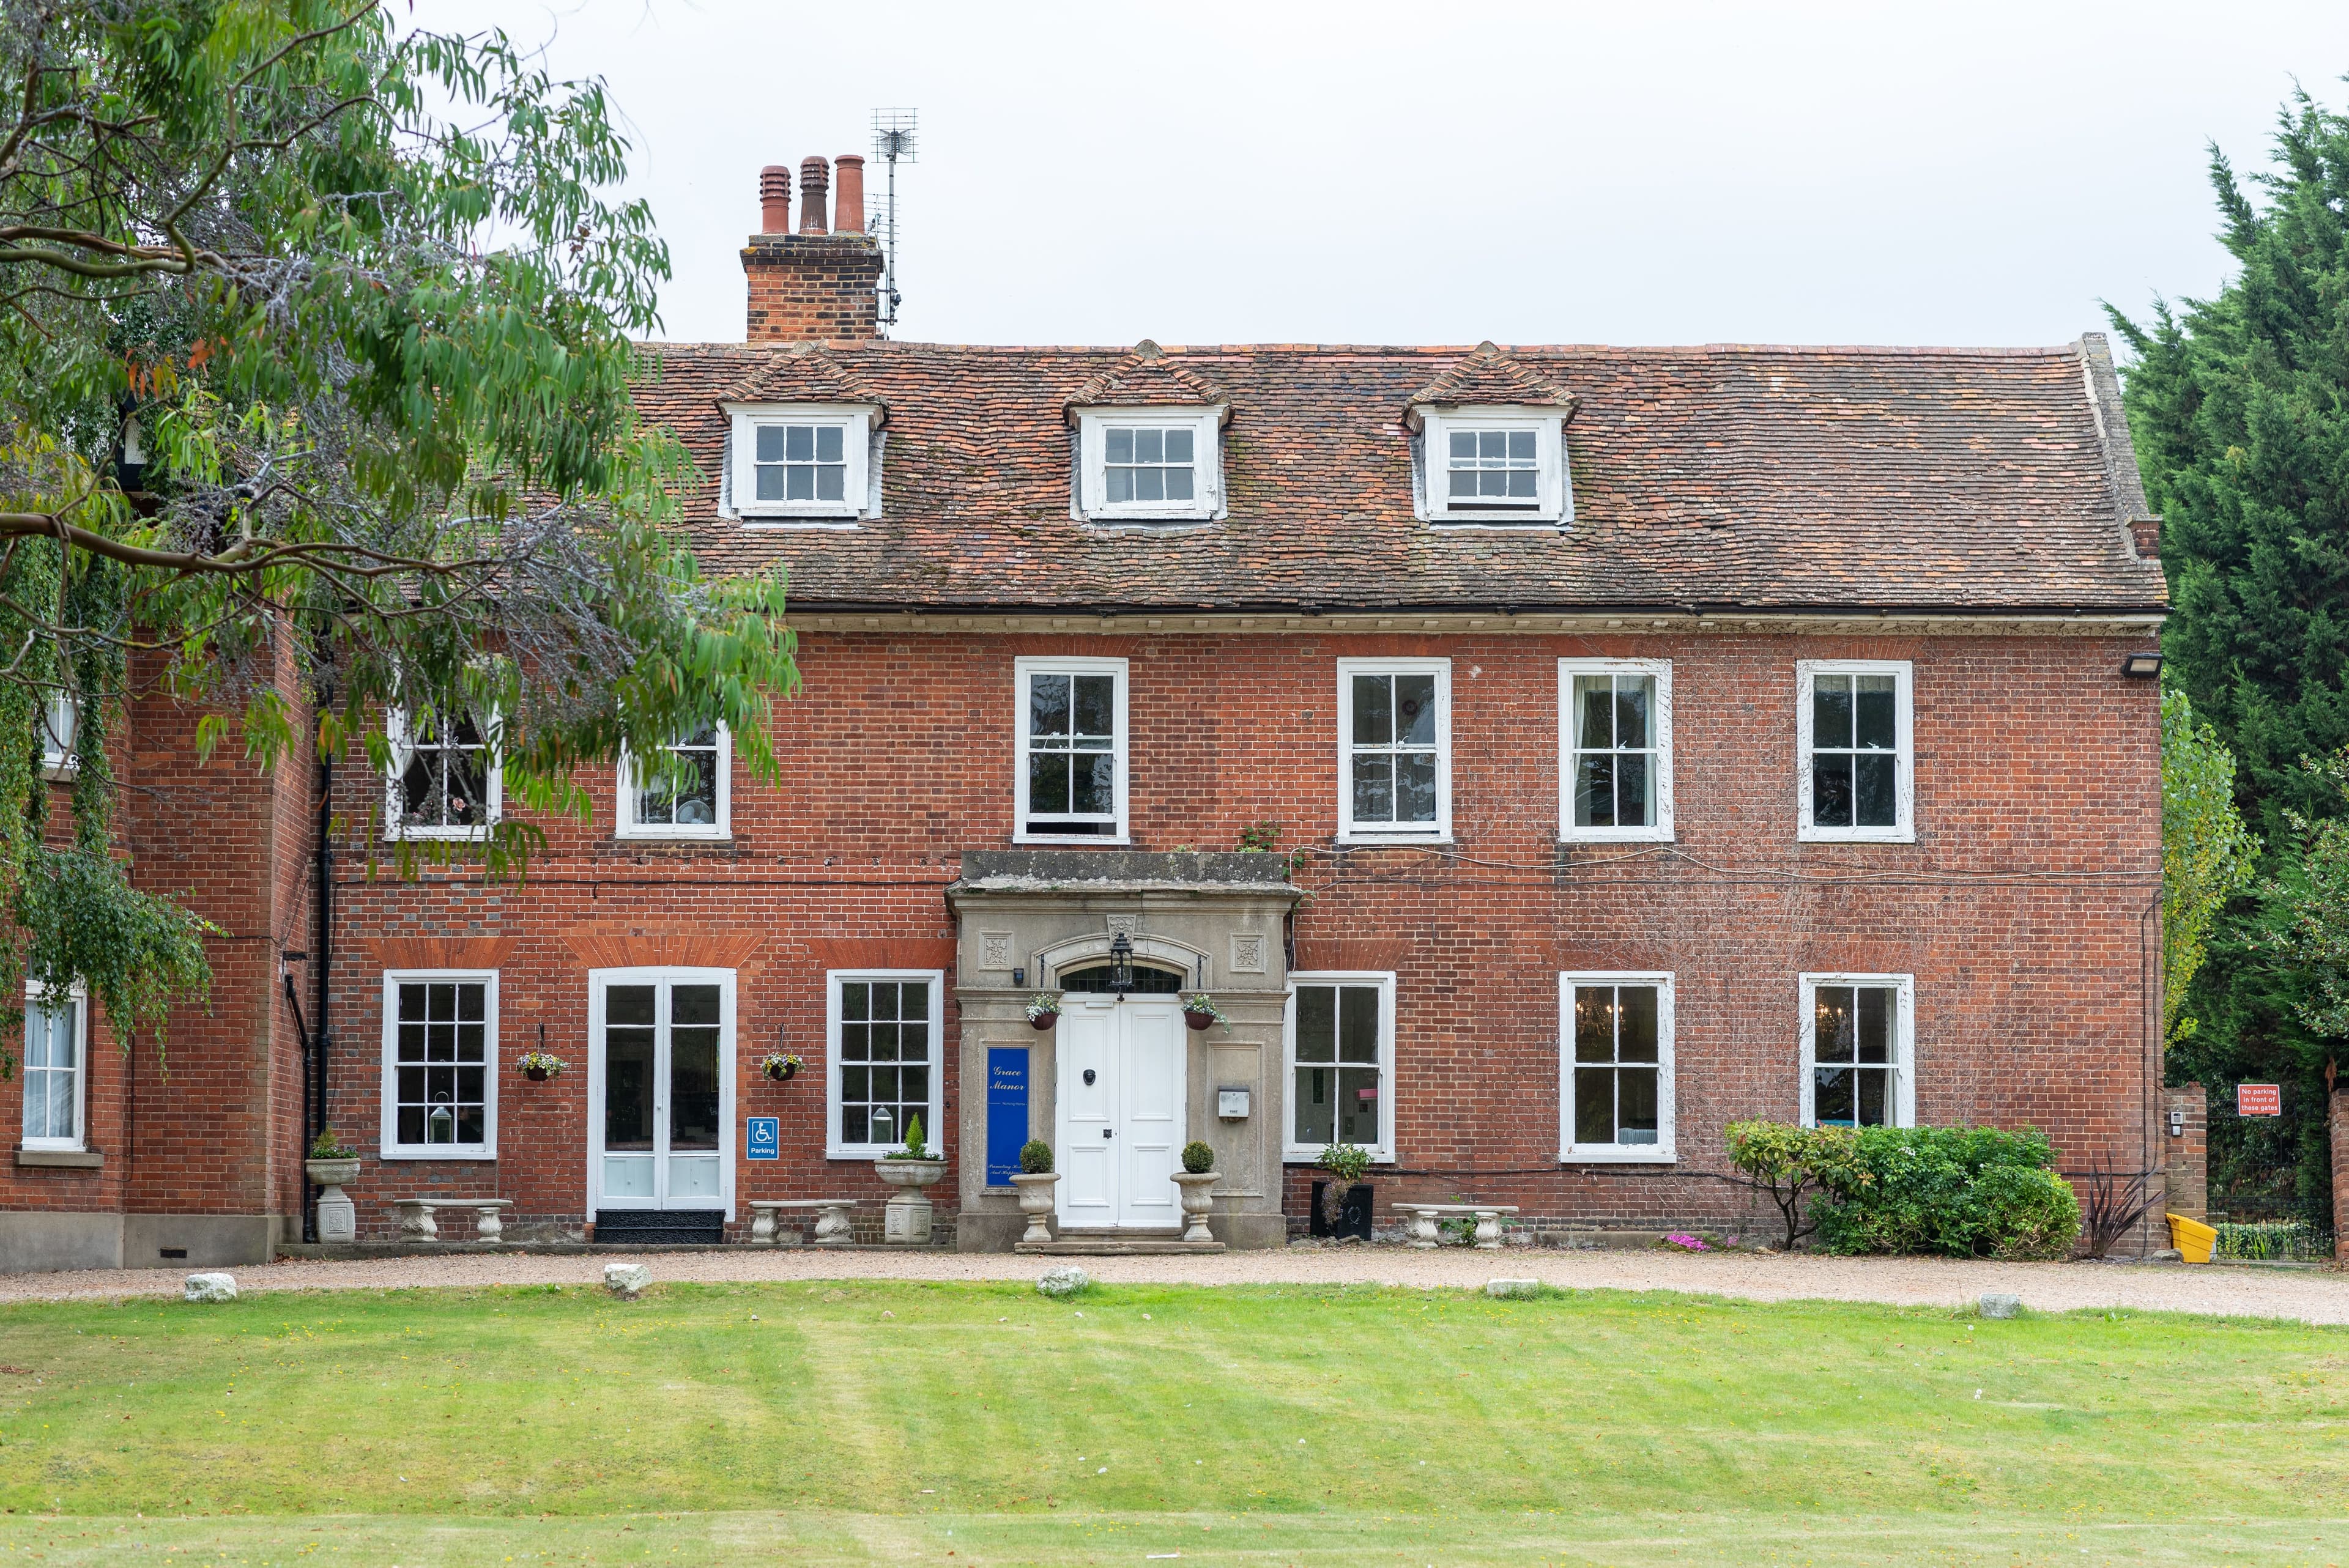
873,1156,950,1244
1170,1170,1219,1244
1009,1171,1060,1244
305,1156,360,1244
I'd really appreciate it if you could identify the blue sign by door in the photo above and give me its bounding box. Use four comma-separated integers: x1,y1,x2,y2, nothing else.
745,1116,779,1161
985,1048,1029,1186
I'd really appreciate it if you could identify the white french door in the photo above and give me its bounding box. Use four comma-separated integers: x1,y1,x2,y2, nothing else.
1056,997,1186,1229
588,968,736,1214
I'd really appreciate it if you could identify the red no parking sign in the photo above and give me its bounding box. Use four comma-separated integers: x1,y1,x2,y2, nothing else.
2236,1083,2282,1116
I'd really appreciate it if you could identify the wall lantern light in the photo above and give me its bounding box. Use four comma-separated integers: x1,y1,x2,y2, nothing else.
1108,931,1134,996
2120,652,2164,679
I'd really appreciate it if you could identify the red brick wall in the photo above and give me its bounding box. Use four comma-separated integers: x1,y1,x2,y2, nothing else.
741,234,882,343
0,646,316,1243
316,628,2162,1241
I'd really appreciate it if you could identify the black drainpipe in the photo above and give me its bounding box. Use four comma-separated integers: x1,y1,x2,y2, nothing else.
311,753,333,1236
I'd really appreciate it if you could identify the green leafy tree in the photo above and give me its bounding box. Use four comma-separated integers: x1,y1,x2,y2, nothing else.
2106,87,2349,841
2162,688,2258,1045
2260,752,2349,1044
0,2,795,1065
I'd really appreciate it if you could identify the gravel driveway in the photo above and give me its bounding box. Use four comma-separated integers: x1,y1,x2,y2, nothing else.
0,1247,2342,1322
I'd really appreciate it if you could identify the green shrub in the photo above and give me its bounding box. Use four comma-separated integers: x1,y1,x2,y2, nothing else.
1181,1140,1216,1174
1725,1121,1863,1249
1019,1139,1053,1175
1809,1125,2080,1259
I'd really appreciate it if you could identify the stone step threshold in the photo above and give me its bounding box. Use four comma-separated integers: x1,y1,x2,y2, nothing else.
272,1241,953,1261
1014,1238,1228,1256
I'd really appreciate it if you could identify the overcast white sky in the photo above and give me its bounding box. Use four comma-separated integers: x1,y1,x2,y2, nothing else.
404,0,2349,350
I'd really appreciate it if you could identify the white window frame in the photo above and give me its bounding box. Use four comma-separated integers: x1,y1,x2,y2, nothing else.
1798,972,1917,1130
39,692,78,782
723,402,877,522
1335,657,1452,844
19,982,87,1152
1417,407,1573,525
1074,405,1225,522
378,969,499,1161
1795,659,1915,843
1557,971,1677,1164
383,704,503,843
825,968,946,1160
1012,656,1130,845
1282,971,1397,1164
1557,658,1674,842
615,723,732,841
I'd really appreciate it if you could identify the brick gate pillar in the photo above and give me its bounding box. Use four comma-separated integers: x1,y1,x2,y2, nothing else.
2163,1084,2207,1221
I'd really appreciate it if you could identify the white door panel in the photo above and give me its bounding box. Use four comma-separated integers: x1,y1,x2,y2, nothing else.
587,969,736,1216
1056,997,1187,1230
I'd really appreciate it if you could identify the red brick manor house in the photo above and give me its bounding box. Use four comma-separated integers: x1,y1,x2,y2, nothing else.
0,153,2172,1268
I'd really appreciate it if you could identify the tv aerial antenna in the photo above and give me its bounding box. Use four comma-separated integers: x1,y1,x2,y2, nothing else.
870,108,917,331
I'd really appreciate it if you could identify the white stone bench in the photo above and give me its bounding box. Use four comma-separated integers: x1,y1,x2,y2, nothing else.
750,1199,859,1248
1392,1203,1519,1251
395,1199,514,1243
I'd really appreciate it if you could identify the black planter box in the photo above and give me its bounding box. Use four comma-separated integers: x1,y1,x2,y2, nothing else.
1308,1180,1373,1241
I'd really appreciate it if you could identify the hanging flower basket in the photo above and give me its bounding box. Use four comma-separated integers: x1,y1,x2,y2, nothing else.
1025,991,1063,1030
760,1052,803,1083
518,1051,566,1082
1181,993,1228,1032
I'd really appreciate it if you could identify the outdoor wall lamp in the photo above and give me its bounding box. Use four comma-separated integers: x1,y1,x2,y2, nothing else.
2120,652,2164,679
1108,931,1134,995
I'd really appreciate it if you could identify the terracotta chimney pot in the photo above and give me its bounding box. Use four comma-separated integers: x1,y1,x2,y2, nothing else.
834,155,866,235
757,164,792,235
798,156,830,235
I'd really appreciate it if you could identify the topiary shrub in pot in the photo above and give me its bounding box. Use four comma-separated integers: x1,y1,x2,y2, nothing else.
1171,1139,1220,1243
1009,1138,1059,1246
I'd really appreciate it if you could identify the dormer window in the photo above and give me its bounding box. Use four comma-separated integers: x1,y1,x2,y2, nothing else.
1415,407,1570,524
723,402,877,522
1075,406,1223,522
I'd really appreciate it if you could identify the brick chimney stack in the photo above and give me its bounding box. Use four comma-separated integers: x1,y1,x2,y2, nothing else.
758,165,792,235
741,152,883,342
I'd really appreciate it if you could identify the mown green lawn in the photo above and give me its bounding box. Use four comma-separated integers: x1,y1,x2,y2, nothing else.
0,1279,2341,1565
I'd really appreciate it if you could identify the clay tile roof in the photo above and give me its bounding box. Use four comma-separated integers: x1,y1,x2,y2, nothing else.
1063,340,1231,424
713,345,888,424
1405,340,1577,423
628,335,2169,618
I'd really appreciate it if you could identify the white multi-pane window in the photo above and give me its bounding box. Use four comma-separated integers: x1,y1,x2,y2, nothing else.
1075,407,1222,521
1797,660,1914,842
39,692,78,779
385,706,500,841
380,972,497,1158
1558,973,1676,1162
755,423,845,505
1014,657,1127,841
1415,408,1571,524
827,971,944,1158
723,404,874,522
1800,974,1916,1129
1283,972,1395,1161
1447,428,1537,505
1559,659,1673,840
618,723,730,839
1104,427,1195,505
20,986,85,1150
1337,659,1450,841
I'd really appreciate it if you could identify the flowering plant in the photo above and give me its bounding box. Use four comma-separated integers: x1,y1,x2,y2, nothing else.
518,1051,566,1079
759,1052,803,1081
1180,992,1230,1027
1661,1232,1710,1252
1024,991,1063,1022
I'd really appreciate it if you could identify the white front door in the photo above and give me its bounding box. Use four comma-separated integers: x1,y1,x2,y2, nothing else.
1057,997,1187,1229
589,969,735,1213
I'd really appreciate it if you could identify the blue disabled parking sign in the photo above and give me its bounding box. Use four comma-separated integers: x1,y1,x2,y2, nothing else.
746,1117,779,1161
